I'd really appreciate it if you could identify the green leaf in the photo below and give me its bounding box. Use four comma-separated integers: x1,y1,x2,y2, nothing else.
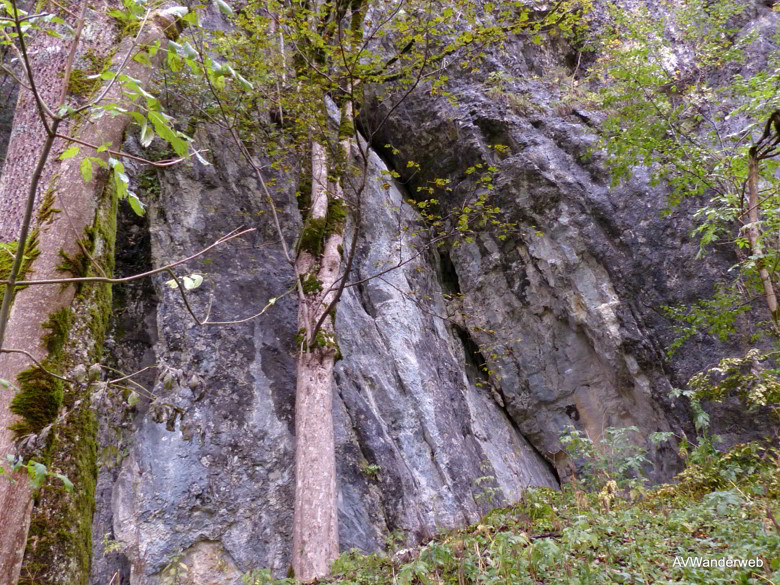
54,473,73,492
140,123,154,147
215,0,233,16
183,274,203,290
80,158,93,183
108,158,124,172
128,192,145,216
29,461,47,489
148,111,188,157
180,41,198,59
134,51,152,67
236,73,254,91
163,5,188,18
91,156,108,169
0,378,19,391
60,146,80,160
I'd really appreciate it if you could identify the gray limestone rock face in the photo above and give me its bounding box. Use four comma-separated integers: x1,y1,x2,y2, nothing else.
90,2,779,583
93,126,557,584
92,129,300,584
333,149,558,552
359,1,779,480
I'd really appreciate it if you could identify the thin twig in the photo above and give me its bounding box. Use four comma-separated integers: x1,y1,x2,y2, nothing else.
0,348,75,383
104,364,157,385
202,287,296,325
54,133,207,167
57,0,87,108
0,228,254,287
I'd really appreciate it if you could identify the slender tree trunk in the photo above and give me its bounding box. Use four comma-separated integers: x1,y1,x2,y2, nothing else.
291,0,367,575
0,9,182,582
747,152,780,331
292,138,343,581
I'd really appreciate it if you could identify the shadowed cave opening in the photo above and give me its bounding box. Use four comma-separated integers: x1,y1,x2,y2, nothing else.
438,248,461,295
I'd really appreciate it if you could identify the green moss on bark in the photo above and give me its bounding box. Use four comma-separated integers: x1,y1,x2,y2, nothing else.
0,228,41,307
17,172,118,585
9,368,64,438
67,50,112,97
42,308,73,359
19,406,97,585
298,200,349,257
300,216,328,256
325,199,348,235
38,182,61,225
302,273,323,294
57,248,89,280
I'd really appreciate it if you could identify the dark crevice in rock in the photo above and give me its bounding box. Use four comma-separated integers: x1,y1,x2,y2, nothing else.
438,248,461,295
0,66,18,175
356,280,377,318
454,324,487,386
92,199,159,585
111,200,159,365
454,324,561,489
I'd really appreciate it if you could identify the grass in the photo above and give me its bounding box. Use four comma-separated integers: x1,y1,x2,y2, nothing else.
245,441,779,585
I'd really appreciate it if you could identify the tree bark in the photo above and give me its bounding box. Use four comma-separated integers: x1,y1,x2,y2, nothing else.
0,8,182,583
291,0,366,571
292,139,343,581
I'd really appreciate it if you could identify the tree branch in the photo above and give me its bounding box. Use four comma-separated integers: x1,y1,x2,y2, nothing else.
0,227,254,287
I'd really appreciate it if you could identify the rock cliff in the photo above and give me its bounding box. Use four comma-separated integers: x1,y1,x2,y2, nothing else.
90,1,779,581
0,1,776,584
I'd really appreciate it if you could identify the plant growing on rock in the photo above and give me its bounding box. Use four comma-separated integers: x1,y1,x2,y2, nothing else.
586,0,780,421
0,0,593,580
157,0,592,579
591,0,779,332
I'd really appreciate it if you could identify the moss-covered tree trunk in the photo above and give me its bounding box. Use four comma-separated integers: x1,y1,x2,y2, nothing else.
292,138,343,581
291,2,365,578
0,7,182,583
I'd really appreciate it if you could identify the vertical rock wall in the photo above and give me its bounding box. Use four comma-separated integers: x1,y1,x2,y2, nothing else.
88,2,779,583
92,129,558,583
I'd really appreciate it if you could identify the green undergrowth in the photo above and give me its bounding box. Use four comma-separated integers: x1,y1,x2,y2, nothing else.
246,443,779,585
